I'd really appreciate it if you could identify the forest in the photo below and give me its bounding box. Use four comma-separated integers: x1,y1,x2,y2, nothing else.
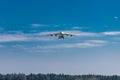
0,73,119,80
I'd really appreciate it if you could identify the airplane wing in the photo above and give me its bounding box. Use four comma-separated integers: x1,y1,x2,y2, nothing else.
47,33,59,36
63,33,76,36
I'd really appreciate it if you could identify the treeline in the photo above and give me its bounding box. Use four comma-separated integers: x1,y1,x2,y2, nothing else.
0,73,120,80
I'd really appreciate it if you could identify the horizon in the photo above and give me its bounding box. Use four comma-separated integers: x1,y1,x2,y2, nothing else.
0,0,120,75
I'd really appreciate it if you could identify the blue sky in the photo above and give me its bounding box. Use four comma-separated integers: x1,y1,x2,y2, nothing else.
0,0,120,75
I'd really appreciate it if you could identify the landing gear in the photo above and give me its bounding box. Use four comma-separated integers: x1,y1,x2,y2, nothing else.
58,36,64,39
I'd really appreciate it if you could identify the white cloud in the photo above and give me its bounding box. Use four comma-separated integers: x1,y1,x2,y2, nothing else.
31,24,64,28
67,31,97,37
16,40,107,53
0,33,55,42
62,40,107,48
31,24,49,27
52,24,60,27
35,40,107,49
114,16,119,19
31,37,55,41
0,30,113,42
72,26,82,30
12,44,56,53
87,40,107,44
102,31,120,35
0,34,28,42
6,31,23,34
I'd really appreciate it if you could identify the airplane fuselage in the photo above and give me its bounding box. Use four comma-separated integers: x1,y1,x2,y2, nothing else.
58,32,65,39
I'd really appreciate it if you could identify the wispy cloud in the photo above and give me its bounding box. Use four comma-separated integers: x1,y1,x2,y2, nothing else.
114,16,119,20
35,40,107,49
66,30,98,37
12,40,107,53
102,31,120,35
31,24,65,28
62,40,107,48
31,24,49,27
0,30,99,43
5,31,23,34
1,30,117,43
72,26,82,30
0,33,55,42
12,44,56,53
0,34,28,42
2,29,120,43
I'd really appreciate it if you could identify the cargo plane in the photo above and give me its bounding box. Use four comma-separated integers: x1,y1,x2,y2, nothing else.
47,32,75,39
